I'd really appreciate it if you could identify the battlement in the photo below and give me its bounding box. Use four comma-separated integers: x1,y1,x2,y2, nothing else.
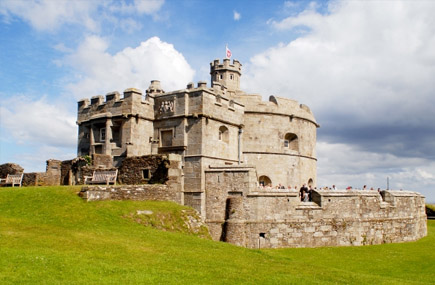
210,58,242,74
235,93,317,126
210,59,242,92
146,80,164,95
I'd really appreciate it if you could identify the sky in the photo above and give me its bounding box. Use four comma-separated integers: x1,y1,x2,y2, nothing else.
0,0,434,202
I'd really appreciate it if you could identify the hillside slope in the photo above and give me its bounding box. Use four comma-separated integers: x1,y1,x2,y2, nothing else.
0,186,434,284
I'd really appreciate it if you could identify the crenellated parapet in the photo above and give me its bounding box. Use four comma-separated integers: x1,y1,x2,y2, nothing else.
77,88,155,124
204,168,427,248
210,58,242,75
236,93,318,126
210,58,242,92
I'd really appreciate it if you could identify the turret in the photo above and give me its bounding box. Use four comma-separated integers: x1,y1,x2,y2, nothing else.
146,80,164,95
210,59,242,92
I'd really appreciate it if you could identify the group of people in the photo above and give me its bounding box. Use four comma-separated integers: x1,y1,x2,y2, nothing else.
299,184,313,202
259,183,384,201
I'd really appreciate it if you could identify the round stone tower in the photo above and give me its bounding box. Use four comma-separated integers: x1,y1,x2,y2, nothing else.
210,58,242,92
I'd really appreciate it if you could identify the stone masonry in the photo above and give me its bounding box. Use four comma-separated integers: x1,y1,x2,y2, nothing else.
73,57,427,248
77,58,318,216
204,168,427,248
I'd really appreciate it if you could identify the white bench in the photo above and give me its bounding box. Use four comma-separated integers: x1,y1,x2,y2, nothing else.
0,174,24,187
84,170,118,185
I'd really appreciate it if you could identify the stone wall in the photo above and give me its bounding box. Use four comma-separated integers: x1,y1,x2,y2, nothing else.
117,154,182,186
78,184,182,204
204,169,427,248
0,163,24,178
240,190,427,248
79,154,183,203
22,160,61,186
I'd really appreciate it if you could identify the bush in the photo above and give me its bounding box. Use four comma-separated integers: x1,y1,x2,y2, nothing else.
426,204,435,216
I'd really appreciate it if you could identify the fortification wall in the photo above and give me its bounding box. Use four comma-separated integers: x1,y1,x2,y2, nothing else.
77,89,154,123
240,190,427,248
238,94,317,187
204,170,427,248
77,88,155,159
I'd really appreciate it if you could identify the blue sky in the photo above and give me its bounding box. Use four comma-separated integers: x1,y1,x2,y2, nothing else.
1,0,435,202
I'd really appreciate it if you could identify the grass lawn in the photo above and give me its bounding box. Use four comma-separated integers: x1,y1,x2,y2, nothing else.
1,186,434,284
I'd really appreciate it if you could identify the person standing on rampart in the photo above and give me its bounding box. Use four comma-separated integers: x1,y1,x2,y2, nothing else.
308,185,314,201
300,184,308,202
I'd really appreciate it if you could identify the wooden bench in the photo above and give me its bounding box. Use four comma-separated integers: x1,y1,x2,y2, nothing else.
84,170,118,185
0,174,24,187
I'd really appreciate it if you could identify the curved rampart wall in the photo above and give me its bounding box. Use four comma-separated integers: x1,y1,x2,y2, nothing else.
204,169,427,249
234,190,427,248
236,94,318,186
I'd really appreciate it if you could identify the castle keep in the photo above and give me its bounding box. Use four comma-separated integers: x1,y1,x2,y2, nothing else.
76,58,427,248
77,59,317,210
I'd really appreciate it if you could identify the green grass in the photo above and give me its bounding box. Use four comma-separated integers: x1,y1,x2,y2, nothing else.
1,186,434,284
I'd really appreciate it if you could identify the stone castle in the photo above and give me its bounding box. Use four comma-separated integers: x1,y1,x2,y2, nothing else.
77,58,317,193
74,58,427,248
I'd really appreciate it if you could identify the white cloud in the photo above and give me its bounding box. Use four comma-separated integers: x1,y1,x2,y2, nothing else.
243,1,435,139
233,10,241,21
242,1,435,202
316,141,435,201
107,0,164,15
0,0,165,32
134,0,164,14
65,36,195,98
0,96,76,148
0,0,99,32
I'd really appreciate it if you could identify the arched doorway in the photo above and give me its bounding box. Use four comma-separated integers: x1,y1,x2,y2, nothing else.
259,175,272,187
308,178,314,187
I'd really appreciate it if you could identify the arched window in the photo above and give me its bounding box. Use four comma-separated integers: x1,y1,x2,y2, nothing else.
259,175,272,187
284,133,298,151
219,126,229,143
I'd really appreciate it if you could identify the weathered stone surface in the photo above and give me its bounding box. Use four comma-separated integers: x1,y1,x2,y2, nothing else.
76,57,317,204
205,169,427,248
0,163,24,178
21,160,61,186
79,184,182,204
118,155,170,185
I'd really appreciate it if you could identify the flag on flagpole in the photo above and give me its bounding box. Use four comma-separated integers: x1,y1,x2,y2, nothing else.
226,44,232,59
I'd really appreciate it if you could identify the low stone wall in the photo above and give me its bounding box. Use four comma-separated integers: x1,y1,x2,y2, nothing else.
0,163,23,178
22,160,62,186
223,190,427,248
204,169,427,248
79,184,183,204
118,155,171,185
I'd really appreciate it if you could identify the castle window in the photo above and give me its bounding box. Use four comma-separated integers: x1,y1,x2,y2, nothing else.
228,100,235,110
284,133,298,151
219,74,223,80
216,95,221,104
142,169,150,180
99,128,106,142
230,74,234,80
111,123,122,147
219,126,229,143
161,130,173,147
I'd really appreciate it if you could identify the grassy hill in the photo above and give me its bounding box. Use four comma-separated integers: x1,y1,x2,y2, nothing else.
1,186,434,284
